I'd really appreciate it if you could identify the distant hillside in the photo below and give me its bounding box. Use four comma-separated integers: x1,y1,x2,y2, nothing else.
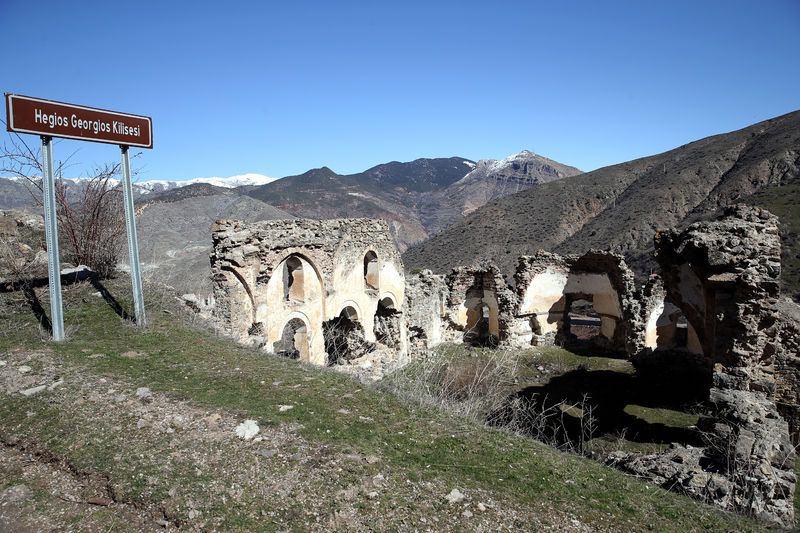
0,173,276,209
244,153,579,250
135,189,292,295
403,110,800,299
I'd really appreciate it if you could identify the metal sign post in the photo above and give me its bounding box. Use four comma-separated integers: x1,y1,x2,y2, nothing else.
120,145,146,326
6,93,153,340
40,135,65,341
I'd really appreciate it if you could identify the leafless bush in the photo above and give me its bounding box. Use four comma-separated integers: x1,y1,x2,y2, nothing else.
0,234,37,284
498,393,597,454
381,344,598,453
324,317,375,365
1,130,136,278
380,344,521,421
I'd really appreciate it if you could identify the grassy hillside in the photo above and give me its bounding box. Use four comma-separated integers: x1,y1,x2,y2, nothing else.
0,279,772,530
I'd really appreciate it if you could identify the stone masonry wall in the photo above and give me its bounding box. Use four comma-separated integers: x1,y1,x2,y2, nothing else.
609,205,796,527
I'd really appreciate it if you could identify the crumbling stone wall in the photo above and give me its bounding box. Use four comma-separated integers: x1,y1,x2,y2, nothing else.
512,250,643,356
641,276,704,355
441,263,517,346
609,205,796,527
775,299,800,444
404,270,449,355
210,218,406,366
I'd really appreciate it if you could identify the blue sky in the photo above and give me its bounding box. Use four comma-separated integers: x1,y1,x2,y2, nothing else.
1,0,798,180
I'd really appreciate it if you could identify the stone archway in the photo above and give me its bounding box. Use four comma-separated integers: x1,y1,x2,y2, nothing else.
375,296,402,349
274,317,309,361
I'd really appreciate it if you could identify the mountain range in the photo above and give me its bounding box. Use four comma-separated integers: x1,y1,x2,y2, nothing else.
403,110,800,299
242,152,581,249
0,150,576,294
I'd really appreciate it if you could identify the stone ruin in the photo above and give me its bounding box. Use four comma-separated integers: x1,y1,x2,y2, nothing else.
608,206,796,527
405,250,644,358
208,206,798,526
210,218,407,373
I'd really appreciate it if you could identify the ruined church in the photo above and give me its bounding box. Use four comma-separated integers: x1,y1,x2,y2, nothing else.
207,205,798,527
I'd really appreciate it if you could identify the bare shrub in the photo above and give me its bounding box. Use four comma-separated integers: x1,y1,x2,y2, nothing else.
380,344,521,421
381,344,598,454
1,131,135,278
496,393,597,454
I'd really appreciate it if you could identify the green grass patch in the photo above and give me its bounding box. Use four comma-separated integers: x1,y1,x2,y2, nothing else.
623,405,700,429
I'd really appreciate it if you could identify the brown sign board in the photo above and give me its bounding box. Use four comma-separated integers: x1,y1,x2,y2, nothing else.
5,94,153,149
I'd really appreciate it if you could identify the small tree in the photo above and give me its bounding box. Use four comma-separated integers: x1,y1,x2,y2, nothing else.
1,130,132,278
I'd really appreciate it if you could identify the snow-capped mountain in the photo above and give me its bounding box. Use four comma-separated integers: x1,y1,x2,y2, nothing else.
453,150,579,187
440,150,583,220
135,173,276,194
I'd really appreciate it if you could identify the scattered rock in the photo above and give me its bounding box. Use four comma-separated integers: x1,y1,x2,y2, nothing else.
367,491,379,499
0,360,6,367
462,510,473,518
17,365,32,374
1,484,32,503
120,350,145,359
477,502,487,512
136,418,149,430
234,419,260,440
165,414,188,431
136,387,153,403
278,404,294,412
204,413,222,430
19,384,47,397
339,485,359,501
47,379,64,391
88,353,105,359
445,488,465,504
364,454,380,465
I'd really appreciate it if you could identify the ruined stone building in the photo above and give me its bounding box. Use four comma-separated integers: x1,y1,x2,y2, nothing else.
208,206,798,526
210,218,406,367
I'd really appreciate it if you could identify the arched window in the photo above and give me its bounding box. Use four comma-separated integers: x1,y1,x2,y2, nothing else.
274,318,309,360
364,251,379,290
375,297,400,348
284,256,305,302
324,306,364,366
